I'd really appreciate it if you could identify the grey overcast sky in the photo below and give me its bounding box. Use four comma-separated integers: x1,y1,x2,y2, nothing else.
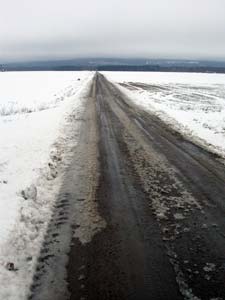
1,0,225,62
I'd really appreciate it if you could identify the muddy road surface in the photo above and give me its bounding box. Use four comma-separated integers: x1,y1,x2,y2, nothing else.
30,73,225,300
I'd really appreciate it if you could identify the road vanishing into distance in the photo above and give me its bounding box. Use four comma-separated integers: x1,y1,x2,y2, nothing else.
30,73,225,300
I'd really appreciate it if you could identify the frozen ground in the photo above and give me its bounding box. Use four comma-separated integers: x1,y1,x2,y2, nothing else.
104,72,225,159
0,71,93,299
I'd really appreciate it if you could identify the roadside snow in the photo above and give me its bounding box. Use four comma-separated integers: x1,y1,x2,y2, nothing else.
0,71,93,299
103,71,225,158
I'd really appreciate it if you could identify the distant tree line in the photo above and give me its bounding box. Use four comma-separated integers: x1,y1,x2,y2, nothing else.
2,64,225,73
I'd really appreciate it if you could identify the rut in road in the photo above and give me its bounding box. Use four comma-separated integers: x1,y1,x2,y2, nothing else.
67,74,225,300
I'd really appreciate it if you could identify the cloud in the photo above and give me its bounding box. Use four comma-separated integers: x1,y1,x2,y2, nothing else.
0,0,225,62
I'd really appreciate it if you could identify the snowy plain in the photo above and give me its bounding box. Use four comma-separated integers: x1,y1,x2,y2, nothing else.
104,71,225,159
0,71,93,299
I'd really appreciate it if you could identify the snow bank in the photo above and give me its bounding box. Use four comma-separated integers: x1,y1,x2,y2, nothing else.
103,71,225,158
0,71,93,299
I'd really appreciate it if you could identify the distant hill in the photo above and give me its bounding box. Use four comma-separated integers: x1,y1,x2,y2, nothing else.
1,58,225,73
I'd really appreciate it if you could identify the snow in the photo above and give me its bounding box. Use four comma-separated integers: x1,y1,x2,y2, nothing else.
0,71,93,299
103,71,225,158
103,71,225,85
0,71,88,115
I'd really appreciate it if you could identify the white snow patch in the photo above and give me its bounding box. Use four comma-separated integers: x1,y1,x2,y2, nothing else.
0,71,93,299
203,263,216,272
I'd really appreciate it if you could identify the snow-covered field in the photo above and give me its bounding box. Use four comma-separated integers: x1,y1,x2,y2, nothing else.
0,71,93,299
104,72,225,159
